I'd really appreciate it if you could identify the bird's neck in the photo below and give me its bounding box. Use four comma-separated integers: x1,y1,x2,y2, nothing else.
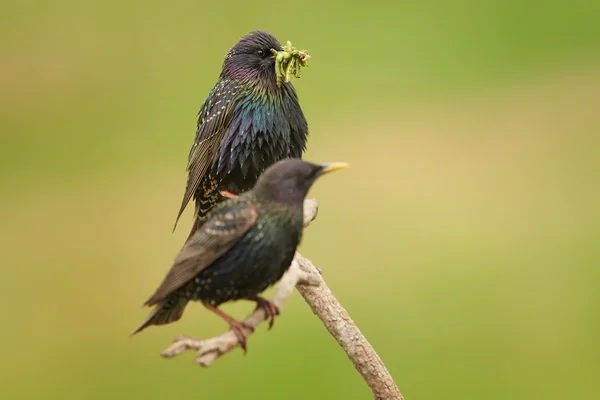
263,199,305,226
239,75,295,101
253,188,306,210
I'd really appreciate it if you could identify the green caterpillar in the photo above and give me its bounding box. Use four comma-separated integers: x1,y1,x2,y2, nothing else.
272,41,310,87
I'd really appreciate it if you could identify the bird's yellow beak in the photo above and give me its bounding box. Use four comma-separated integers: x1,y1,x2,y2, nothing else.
320,162,350,174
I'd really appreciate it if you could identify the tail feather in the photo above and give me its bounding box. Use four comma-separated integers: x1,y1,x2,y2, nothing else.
131,298,188,335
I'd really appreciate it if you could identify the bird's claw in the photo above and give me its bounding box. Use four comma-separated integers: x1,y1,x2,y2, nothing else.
253,297,280,330
229,320,254,353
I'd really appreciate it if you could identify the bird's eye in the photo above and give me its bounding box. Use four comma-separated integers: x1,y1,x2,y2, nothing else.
256,49,265,56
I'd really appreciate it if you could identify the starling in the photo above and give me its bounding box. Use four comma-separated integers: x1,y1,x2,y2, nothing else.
133,159,348,349
174,30,309,239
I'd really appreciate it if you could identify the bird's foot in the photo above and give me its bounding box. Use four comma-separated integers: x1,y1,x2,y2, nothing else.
250,296,280,330
203,303,253,353
228,319,254,353
219,190,238,199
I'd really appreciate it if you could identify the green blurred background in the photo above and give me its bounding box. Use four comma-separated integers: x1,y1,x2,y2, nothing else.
2,1,599,399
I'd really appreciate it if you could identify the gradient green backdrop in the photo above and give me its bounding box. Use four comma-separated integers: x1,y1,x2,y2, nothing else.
2,1,599,399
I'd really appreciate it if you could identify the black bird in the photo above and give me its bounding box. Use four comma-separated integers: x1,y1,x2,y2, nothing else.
174,30,309,239
133,159,348,349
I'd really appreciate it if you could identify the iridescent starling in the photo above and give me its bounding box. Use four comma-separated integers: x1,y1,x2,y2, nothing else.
174,31,309,239
133,159,348,348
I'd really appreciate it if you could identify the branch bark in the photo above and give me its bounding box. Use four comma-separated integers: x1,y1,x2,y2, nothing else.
294,252,403,400
160,198,403,399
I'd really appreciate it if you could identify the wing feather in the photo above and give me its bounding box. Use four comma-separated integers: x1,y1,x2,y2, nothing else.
147,200,257,306
173,79,239,229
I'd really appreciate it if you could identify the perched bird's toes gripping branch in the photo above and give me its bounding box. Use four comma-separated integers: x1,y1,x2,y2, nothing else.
160,199,321,366
160,258,320,366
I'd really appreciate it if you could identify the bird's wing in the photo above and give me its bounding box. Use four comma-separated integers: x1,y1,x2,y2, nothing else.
146,200,258,306
173,79,239,229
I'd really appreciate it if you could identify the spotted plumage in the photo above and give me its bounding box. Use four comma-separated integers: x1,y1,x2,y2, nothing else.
174,31,309,239
133,159,348,348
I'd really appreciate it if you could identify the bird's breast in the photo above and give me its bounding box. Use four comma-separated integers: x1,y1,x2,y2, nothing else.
189,215,302,305
212,87,308,191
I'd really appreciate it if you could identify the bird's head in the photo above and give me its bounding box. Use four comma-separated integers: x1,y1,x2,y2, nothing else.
222,31,282,84
253,159,349,205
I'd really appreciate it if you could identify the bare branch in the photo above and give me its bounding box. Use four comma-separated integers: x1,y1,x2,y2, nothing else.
294,253,403,400
160,198,403,399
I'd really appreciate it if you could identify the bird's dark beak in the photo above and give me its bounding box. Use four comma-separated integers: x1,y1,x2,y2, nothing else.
319,162,350,175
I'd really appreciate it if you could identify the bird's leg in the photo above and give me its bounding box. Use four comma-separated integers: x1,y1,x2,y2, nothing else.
203,303,253,352
219,190,238,199
247,296,280,330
